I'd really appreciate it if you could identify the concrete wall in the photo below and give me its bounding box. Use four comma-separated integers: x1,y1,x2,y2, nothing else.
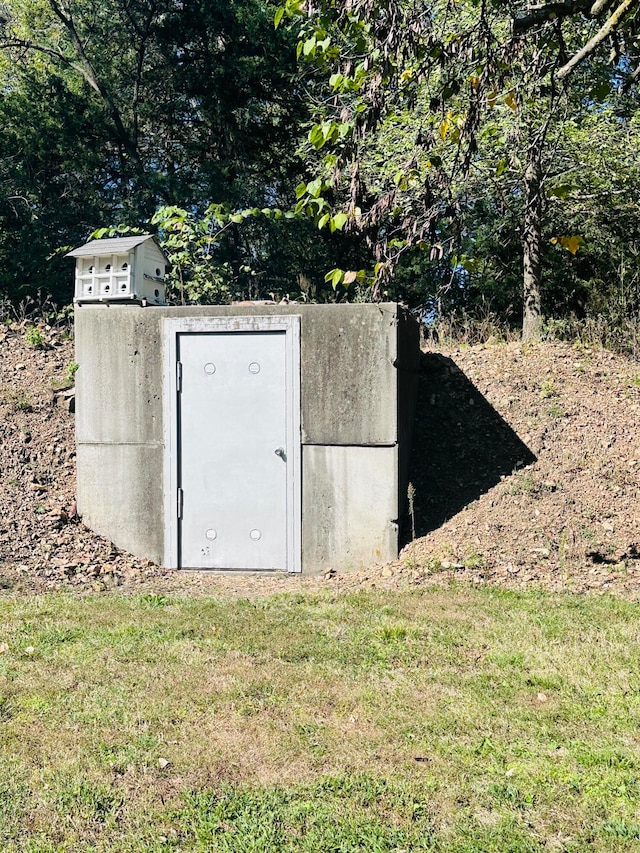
75,302,419,573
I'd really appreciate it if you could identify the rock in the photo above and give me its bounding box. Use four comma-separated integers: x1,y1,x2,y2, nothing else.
531,547,550,558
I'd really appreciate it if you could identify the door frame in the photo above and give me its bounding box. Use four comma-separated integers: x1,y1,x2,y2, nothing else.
162,315,301,572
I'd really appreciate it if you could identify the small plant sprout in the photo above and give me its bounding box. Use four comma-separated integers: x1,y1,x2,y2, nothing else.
547,402,566,418
539,377,559,399
50,361,79,392
66,361,79,383
24,325,46,349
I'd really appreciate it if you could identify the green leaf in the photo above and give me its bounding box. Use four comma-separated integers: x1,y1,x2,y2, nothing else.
285,0,304,15
317,213,330,229
274,6,284,28
229,214,244,224
308,124,325,149
547,183,576,200
306,178,323,198
324,268,344,289
331,212,348,231
303,37,316,57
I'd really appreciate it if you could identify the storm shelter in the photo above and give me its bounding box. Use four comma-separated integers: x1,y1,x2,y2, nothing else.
74,303,420,574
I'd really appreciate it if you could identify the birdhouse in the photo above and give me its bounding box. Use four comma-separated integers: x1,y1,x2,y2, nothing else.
66,235,169,305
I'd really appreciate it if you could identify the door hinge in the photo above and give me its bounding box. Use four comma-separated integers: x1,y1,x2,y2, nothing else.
177,487,184,520
176,360,183,393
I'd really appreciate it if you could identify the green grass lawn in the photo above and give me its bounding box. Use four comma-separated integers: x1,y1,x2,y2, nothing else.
0,584,639,851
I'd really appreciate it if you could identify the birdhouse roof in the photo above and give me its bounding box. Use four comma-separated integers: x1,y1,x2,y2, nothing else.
66,234,168,262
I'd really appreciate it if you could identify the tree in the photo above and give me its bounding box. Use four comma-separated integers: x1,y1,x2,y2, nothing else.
279,0,640,334
0,0,329,303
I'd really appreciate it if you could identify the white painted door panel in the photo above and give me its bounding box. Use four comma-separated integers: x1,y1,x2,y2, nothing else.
178,331,288,569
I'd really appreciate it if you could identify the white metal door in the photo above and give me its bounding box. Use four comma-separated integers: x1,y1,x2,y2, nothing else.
166,318,300,571
179,331,287,569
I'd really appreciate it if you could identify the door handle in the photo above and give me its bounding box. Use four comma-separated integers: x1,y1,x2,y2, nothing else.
274,447,286,461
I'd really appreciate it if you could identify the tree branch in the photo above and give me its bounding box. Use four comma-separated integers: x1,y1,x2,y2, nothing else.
0,36,92,83
556,0,636,78
513,1,592,33
590,0,614,13
46,0,141,164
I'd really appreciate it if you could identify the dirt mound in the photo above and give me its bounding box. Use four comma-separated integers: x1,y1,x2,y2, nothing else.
399,341,640,598
1,323,639,597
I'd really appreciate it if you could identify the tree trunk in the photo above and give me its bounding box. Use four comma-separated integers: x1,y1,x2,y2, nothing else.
522,142,544,341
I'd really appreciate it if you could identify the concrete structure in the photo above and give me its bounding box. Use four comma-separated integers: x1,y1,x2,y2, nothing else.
75,303,420,574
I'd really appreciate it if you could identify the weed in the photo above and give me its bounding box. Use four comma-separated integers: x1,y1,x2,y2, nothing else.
179,777,434,852
429,304,519,348
543,314,640,361
547,402,566,418
464,550,486,569
139,593,171,608
603,819,640,839
2,391,33,413
557,530,570,566
507,472,538,495
539,377,559,399
23,325,45,349
50,361,79,391
34,503,47,515
234,681,280,717
407,481,416,541
402,553,419,571
422,556,445,573
54,777,124,827
379,624,408,642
